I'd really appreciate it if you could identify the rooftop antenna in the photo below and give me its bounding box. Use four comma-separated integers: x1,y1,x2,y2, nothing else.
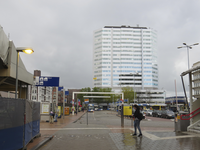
8,33,10,40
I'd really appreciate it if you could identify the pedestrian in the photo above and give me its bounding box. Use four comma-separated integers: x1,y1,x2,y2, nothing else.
49,111,54,124
132,104,143,137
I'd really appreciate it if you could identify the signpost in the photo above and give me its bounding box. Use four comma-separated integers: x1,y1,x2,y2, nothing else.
34,76,59,87
63,88,65,119
34,76,59,122
84,99,89,104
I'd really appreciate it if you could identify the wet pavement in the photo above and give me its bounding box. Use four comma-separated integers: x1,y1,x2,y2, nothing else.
39,111,200,150
26,111,86,150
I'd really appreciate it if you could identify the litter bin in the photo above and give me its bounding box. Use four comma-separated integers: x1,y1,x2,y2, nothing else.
174,111,190,132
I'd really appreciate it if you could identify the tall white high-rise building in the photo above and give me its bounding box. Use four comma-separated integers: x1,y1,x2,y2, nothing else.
93,25,159,91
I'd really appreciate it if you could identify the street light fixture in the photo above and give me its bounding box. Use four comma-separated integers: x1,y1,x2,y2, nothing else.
15,47,34,98
177,42,198,111
177,43,199,69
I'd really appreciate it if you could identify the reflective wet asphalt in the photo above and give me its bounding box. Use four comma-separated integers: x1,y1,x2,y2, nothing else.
39,111,200,150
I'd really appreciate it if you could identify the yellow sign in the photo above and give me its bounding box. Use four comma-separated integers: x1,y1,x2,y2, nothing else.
177,115,180,120
65,107,70,115
58,106,62,117
123,106,132,116
93,77,97,80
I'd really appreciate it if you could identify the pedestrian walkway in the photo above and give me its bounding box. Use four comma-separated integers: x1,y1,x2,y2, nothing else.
26,111,86,150
37,111,200,150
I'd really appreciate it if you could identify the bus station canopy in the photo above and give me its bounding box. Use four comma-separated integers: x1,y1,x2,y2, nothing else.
83,96,111,98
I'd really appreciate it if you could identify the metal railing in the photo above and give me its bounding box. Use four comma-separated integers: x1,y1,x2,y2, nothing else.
181,107,200,120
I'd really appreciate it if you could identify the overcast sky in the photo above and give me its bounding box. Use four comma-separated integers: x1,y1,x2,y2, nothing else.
1,0,200,97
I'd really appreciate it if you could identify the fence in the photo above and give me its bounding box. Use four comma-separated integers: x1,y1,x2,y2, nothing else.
0,97,40,150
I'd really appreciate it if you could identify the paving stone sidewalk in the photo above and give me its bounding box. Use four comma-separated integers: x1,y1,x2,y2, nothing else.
26,111,86,150
38,111,200,150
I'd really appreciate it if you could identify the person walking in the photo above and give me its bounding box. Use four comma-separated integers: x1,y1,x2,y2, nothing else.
49,111,54,124
132,104,143,137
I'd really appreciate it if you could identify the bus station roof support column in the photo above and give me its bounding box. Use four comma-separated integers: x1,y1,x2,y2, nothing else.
189,72,193,124
181,75,190,112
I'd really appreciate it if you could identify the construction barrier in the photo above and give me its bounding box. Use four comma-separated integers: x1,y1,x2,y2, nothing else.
0,97,40,150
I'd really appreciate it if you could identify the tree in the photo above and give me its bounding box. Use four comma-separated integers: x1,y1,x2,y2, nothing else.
121,86,136,104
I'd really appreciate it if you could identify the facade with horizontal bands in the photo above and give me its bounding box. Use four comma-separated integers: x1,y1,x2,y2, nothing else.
93,25,159,91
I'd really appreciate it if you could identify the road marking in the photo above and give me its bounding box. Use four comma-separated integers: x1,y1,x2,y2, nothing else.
40,128,132,130
93,113,96,120
40,128,200,140
147,119,152,121
157,134,200,140
130,129,200,140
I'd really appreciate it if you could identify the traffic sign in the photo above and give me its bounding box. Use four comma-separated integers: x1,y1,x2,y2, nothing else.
84,99,89,104
34,76,59,87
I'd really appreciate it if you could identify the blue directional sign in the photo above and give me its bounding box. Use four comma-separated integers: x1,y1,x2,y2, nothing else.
35,76,59,87
58,87,63,91
65,91,69,95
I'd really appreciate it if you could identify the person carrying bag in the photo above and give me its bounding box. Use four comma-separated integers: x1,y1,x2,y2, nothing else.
132,104,143,137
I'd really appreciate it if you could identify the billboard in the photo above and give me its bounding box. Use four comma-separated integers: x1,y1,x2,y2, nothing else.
41,103,49,114
34,76,59,87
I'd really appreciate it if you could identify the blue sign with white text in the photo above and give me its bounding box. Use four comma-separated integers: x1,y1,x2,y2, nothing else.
58,87,63,91
65,91,69,95
35,76,59,87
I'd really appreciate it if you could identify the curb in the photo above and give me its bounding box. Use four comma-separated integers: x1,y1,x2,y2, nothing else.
73,112,87,123
30,135,53,150
30,112,86,150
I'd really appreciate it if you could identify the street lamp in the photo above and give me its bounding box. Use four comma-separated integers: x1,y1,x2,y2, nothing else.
178,43,198,112
15,47,34,98
177,43,199,69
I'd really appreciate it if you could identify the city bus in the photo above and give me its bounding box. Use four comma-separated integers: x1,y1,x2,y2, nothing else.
88,104,94,112
98,105,103,111
94,105,98,111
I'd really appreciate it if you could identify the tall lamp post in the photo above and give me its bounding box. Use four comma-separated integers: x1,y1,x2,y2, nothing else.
178,43,199,111
15,47,34,99
178,43,199,69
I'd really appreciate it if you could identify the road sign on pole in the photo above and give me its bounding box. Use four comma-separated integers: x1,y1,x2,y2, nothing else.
84,99,89,104
34,76,59,87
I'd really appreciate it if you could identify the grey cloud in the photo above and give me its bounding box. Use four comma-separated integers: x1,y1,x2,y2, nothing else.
1,0,200,96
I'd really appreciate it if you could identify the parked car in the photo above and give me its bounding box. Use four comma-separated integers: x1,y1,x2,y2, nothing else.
142,110,148,115
161,110,175,119
157,110,162,117
146,110,153,116
152,110,158,117
141,110,146,119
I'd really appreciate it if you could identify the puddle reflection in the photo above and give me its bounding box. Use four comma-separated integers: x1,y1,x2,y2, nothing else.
122,132,143,149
